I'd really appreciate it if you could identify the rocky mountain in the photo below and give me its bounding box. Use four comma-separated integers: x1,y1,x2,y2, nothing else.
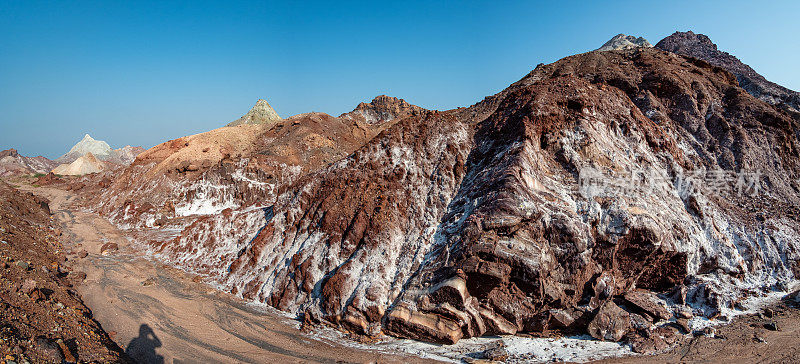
52,152,106,176
339,95,425,125
227,99,282,127
85,95,423,230
597,34,652,51
86,39,800,352
54,134,144,166
656,31,800,114
56,134,113,164
0,149,58,177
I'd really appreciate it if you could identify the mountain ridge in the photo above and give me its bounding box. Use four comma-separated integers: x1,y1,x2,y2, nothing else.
70,32,800,355
655,30,800,113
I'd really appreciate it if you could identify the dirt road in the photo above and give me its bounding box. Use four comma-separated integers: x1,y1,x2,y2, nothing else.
26,186,431,364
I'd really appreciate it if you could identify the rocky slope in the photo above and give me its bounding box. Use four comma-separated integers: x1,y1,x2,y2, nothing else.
0,149,57,177
109,145,146,165
85,95,423,233
227,99,282,127
0,181,128,363
90,44,800,351
597,34,652,51
656,31,800,114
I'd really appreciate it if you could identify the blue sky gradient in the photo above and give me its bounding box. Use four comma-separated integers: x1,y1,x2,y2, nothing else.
2,0,799,158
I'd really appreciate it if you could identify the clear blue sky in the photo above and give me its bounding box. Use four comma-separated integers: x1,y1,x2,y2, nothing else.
2,0,798,158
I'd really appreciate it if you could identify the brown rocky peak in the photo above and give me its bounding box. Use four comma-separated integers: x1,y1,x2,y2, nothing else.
655,31,752,76
656,31,800,113
340,95,425,125
228,99,282,127
0,148,20,158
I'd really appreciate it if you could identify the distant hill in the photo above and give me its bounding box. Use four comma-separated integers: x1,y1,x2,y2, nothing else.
227,99,282,127
597,33,652,51
0,149,57,177
52,152,106,176
51,134,144,174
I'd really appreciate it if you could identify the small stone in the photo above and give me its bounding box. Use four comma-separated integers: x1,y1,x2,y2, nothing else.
479,340,508,361
674,318,691,333
35,337,64,363
78,250,88,258
701,326,716,337
71,271,87,282
763,308,774,318
15,261,30,270
677,307,693,319
19,279,37,295
100,242,119,256
764,321,779,331
56,340,76,363
483,346,509,361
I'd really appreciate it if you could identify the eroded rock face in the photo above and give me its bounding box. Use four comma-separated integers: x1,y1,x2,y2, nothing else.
339,95,425,125
94,47,800,348
656,31,800,114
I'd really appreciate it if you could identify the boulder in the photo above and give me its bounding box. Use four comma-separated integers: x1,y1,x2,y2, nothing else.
385,303,463,344
587,301,631,342
624,290,672,321
100,242,119,256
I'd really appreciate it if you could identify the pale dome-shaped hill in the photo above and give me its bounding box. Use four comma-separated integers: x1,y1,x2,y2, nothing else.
52,152,106,175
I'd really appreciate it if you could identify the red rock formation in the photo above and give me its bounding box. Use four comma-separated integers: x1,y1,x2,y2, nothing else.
656,31,800,114
92,46,800,351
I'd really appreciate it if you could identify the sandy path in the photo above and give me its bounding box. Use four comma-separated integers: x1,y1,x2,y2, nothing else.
27,186,433,364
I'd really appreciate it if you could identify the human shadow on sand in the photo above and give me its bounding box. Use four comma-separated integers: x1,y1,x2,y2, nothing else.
125,324,165,364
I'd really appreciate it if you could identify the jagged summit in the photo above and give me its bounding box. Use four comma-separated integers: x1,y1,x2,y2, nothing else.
340,95,425,125
656,31,800,113
0,149,20,158
597,34,653,51
55,133,113,163
227,99,282,127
